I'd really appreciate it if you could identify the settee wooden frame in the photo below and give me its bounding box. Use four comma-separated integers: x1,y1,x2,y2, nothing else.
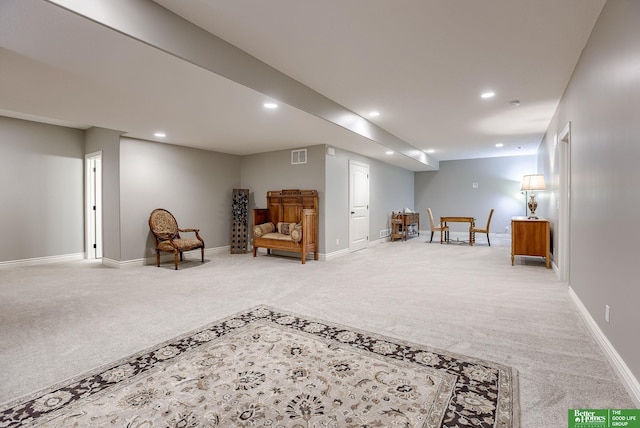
252,189,319,264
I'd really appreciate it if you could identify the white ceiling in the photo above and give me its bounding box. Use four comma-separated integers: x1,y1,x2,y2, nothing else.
0,0,605,171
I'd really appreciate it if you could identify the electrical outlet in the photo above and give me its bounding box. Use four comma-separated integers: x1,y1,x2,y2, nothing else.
336,238,340,245
605,305,610,323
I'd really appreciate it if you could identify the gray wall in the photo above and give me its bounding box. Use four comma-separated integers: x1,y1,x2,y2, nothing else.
538,0,640,380
119,138,241,261
324,148,349,254
415,156,536,235
369,156,415,240
0,116,85,262
0,126,413,263
240,144,413,256
324,147,414,254
0,119,517,264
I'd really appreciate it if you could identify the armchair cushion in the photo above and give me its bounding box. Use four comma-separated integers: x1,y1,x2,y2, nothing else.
254,222,302,243
152,216,179,240
277,222,298,235
157,238,203,252
261,232,293,241
290,224,303,243
253,222,275,237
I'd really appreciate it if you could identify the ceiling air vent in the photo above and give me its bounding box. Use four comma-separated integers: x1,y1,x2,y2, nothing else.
291,149,307,165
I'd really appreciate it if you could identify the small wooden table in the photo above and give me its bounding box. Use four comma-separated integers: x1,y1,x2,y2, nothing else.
440,216,476,245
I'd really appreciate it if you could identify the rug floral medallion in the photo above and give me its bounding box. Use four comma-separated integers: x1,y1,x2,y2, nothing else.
0,306,519,428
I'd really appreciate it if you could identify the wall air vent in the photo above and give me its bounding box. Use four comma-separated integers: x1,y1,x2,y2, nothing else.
291,149,307,165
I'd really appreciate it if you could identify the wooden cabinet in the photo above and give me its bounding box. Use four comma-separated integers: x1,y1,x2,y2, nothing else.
390,212,420,241
511,217,550,268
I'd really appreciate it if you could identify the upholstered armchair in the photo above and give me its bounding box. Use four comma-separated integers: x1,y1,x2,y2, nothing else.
148,208,205,270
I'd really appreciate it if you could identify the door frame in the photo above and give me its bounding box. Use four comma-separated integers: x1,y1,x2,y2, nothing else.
85,151,103,260
349,160,370,252
558,122,571,282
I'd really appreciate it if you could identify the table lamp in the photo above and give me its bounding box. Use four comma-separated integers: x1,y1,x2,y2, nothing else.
521,174,546,219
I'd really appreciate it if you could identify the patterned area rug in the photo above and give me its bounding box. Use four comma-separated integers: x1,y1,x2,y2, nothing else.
0,306,519,427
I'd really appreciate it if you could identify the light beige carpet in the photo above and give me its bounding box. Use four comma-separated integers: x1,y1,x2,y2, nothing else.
0,233,635,427
0,305,518,427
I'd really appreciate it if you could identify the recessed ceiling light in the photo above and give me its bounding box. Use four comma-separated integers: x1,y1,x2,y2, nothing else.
509,99,521,107
263,103,278,109
369,111,380,117
385,150,394,155
495,143,504,148
425,149,435,154
481,91,496,99
154,132,166,138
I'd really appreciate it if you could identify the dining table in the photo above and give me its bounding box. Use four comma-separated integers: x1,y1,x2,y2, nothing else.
440,216,476,245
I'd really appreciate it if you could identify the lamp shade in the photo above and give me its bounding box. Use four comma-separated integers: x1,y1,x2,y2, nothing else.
521,174,546,191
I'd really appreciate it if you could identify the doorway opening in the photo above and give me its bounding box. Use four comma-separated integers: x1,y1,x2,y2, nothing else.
85,151,103,260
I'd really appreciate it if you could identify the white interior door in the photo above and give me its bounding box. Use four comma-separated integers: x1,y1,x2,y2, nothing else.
349,160,369,252
85,152,103,259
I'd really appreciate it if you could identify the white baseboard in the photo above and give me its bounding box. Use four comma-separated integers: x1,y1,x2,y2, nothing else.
323,248,350,260
569,286,640,407
0,252,85,269
370,237,392,246
102,258,140,269
104,246,230,268
145,246,230,268
323,238,388,259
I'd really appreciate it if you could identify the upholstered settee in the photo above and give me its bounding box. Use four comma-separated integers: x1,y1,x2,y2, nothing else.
252,189,319,264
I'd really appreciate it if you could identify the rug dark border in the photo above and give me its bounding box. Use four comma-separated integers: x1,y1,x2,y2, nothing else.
0,305,520,428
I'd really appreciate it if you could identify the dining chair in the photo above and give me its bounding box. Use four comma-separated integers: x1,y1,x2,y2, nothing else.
470,208,494,246
427,208,449,243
